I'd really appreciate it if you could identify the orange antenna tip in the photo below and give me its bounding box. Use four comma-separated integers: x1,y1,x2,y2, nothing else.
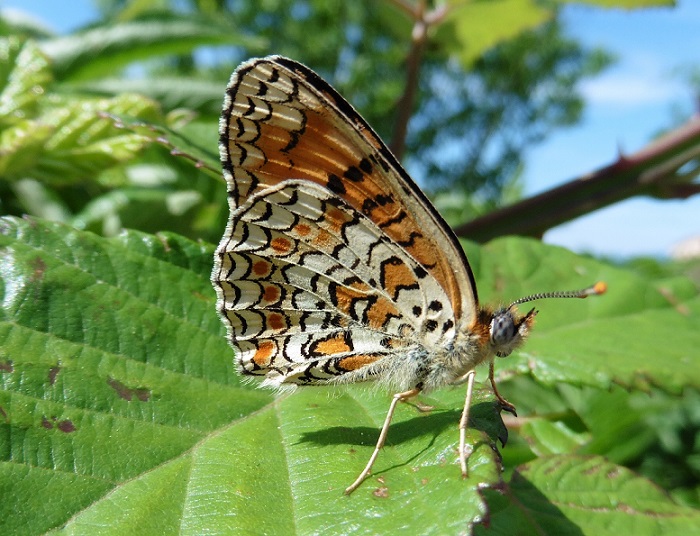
592,281,607,295
577,281,607,298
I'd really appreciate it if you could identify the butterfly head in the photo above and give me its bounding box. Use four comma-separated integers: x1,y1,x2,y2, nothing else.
486,281,606,358
489,306,537,358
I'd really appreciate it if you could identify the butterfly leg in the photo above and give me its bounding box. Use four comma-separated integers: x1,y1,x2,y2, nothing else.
489,361,517,416
458,369,476,477
413,400,434,413
344,386,421,495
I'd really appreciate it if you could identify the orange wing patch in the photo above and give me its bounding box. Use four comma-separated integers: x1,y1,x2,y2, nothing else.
252,340,276,367
270,236,293,254
337,354,381,372
311,333,352,355
380,257,419,300
252,259,273,277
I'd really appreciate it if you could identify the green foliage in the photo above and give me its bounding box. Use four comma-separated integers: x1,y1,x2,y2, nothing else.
0,35,225,241
2,0,612,215
411,19,613,197
42,11,265,81
0,218,698,534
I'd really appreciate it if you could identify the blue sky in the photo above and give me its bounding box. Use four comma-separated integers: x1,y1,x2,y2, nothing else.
529,2,700,258
2,0,698,258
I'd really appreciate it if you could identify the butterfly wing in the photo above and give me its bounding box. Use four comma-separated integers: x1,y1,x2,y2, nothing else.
213,56,479,389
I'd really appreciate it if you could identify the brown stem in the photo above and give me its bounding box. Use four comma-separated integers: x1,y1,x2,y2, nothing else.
386,0,461,159
389,0,428,159
453,116,700,242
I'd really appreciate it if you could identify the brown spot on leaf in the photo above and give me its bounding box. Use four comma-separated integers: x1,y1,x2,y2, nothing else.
156,234,172,252
0,360,14,373
107,377,151,402
582,462,601,476
30,256,46,283
41,415,76,432
373,486,389,498
48,366,60,385
607,468,622,479
57,419,76,433
134,388,150,402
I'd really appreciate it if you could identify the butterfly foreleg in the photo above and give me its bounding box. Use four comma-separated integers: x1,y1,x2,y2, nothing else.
344,386,422,495
488,361,517,416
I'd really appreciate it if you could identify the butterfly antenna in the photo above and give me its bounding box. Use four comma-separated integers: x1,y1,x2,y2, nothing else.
508,281,607,309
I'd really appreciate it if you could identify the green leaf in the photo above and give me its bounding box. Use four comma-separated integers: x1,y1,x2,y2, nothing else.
480,456,700,535
64,76,225,116
41,14,266,81
0,120,54,177
463,238,700,394
0,37,52,125
0,8,56,39
0,36,163,187
1,218,697,533
438,0,553,67
1,93,159,183
520,418,590,456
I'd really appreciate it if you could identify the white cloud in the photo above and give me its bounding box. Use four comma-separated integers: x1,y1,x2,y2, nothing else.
578,75,683,107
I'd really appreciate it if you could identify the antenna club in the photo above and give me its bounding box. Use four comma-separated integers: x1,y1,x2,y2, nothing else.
592,281,607,295
577,281,608,298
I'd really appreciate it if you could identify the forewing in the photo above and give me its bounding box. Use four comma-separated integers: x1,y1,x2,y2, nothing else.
214,56,478,386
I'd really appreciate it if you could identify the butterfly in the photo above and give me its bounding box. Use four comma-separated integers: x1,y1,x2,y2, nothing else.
211,55,606,494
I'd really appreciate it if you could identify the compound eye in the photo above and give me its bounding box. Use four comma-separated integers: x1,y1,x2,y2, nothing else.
490,310,516,346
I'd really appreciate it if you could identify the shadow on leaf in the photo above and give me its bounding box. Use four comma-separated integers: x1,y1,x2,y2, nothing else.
298,401,508,448
477,469,585,535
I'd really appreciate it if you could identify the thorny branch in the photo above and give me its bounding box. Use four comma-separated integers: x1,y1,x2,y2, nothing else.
453,116,700,242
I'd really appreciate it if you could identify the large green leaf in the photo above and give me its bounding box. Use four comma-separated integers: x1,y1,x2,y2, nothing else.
462,239,700,394
479,455,700,535
1,217,697,534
